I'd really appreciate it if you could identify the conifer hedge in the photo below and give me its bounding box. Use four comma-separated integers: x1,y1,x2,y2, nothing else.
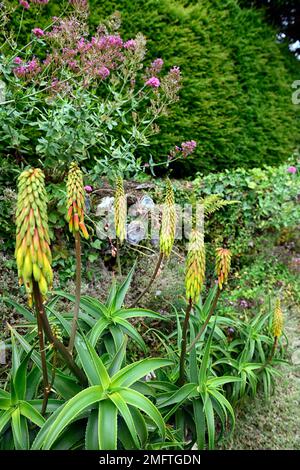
6,0,300,174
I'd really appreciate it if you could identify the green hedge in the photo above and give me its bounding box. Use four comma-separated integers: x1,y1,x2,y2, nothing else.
3,0,300,174
88,0,300,173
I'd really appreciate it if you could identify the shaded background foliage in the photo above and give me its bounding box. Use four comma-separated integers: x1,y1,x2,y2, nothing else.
2,0,300,175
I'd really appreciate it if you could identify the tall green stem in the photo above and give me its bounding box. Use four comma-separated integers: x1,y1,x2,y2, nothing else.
130,252,164,307
32,280,87,385
68,231,81,354
187,287,221,353
178,298,193,386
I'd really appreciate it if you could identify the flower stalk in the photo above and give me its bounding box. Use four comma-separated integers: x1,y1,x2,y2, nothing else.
178,229,206,385
131,179,176,307
66,162,88,354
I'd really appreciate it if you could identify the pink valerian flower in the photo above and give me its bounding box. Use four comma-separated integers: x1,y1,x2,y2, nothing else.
14,66,27,77
32,28,45,37
168,140,197,160
123,39,136,50
19,0,30,9
14,57,41,78
181,140,197,157
14,57,23,64
27,58,40,73
67,60,79,70
84,185,93,193
69,0,89,10
161,66,181,100
145,76,160,88
150,58,164,73
287,166,297,174
97,66,110,79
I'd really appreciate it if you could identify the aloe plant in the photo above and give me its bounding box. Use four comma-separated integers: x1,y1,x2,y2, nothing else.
157,321,240,449
53,265,164,353
31,336,172,450
0,337,63,450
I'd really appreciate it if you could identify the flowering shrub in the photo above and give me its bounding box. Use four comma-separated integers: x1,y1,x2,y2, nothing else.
0,2,181,176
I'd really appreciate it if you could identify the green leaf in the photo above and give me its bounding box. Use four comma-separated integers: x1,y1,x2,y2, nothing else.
114,317,146,351
19,401,45,427
119,388,165,439
0,390,10,399
111,358,173,388
129,407,148,448
53,291,108,320
113,308,164,321
12,408,29,450
108,336,127,376
83,337,111,388
192,398,206,450
9,325,80,399
31,403,65,450
98,400,117,450
0,399,11,410
109,392,140,448
85,409,98,450
203,395,215,450
206,376,242,388
14,349,33,401
51,421,85,450
113,264,136,311
88,317,110,347
106,278,117,310
158,383,198,408
42,386,105,449
0,409,13,435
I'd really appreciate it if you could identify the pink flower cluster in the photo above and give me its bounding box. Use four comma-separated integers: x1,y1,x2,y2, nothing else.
146,76,160,88
32,28,44,37
181,140,197,157
19,0,30,9
150,58,164,74
287,166,297,174
14,57,41,78
124,39,136,50
169,140,197,160
40,18,140,83
69,0,88,9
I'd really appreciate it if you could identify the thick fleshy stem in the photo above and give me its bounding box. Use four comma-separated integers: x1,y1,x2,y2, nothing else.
178,297,193,386
32,280,87,385
187,287,221,353
130,252,163,307
68,231,81,354
33,288,50,416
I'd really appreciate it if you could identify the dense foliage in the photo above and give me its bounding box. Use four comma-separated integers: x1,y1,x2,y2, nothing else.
1,0,299,175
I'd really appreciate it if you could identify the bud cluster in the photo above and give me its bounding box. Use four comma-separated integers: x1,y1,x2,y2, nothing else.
15,168,53,304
